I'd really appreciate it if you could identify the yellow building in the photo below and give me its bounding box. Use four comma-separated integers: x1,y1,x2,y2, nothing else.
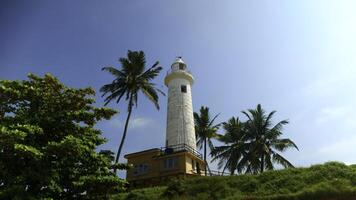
125,144,206,187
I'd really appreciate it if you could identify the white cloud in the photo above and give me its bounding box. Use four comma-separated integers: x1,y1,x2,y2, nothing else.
129,117,154,129
310,104,356,165
108,116,155,130
107,117,120,129
304,69,356,98
315,105,355,124
317,134,356,165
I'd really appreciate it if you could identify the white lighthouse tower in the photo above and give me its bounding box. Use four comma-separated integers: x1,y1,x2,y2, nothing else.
164,57,196,150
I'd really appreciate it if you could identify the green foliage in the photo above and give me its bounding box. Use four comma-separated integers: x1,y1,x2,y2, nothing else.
0,74,125,199
163,178,188,197
113,187,166,200
114,162,356,200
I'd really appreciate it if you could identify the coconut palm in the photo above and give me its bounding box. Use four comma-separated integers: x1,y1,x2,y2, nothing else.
194,106,220,176
211,117,248,175
100,50,164,172
241,104,298,173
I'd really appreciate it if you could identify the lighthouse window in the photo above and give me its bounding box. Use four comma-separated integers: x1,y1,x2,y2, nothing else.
179,63,185,70
181,85,187,93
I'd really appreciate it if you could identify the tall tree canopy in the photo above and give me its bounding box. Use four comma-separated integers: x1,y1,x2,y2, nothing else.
0,74,125,199
100,50,164,171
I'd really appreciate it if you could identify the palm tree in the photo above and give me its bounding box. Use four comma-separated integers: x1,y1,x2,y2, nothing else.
194,106,220,176
211,117,248,175
100,50,164,172
241,104,298,173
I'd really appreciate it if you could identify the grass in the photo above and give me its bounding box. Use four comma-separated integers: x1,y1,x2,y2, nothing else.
113,162,356,200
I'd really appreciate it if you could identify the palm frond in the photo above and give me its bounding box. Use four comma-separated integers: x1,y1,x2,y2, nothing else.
272,152,294,168
263,110,276,130
266,120,289,139
101,50,163,110
140,83,160,110
139,61,162,81
208,113,220,127
101,66,126,78
271,138,299,151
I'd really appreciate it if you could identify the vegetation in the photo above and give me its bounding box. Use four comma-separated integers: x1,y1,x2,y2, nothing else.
113,187,166,200
0,74,125,199
241,104,298,173
100,50,164,172
211,104,298,174
194,106,220,175
114,162,356,200
211,117,246,175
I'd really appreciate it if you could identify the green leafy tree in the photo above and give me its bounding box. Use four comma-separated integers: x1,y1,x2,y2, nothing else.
100,50,164,172
0,74,125,199
194,106,220,176
211,117,247,175
241,104,299,173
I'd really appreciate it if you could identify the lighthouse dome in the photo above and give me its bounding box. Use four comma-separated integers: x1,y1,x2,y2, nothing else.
171,57,187,71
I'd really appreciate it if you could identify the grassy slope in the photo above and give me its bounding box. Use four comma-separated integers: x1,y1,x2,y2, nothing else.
113,162,356,200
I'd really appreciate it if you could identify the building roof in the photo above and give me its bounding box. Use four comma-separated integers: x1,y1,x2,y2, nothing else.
124,148,161,158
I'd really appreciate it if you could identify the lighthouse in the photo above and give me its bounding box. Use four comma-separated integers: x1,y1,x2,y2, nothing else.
164,57,196,150
124,57,205,187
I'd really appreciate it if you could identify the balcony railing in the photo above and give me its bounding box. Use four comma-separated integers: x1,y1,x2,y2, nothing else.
209,170,231,176
189,169,231,176
160,143,202,158
166,69,192,75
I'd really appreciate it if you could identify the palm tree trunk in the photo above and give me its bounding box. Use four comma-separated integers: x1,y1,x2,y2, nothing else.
260,154,264,173
222,163,230,175
230,168,235,175
114,97,133,174
204,139,207,176
206,161,212,176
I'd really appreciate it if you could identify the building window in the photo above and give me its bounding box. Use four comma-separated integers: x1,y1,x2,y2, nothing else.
163,157,177,169
133,163,149,176
181,85,187,93
179,63,185,70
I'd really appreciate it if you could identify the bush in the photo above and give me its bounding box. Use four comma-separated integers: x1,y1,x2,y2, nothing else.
112,187,166,200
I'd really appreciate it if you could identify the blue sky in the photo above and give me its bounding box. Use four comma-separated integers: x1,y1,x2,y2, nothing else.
1,0,356,175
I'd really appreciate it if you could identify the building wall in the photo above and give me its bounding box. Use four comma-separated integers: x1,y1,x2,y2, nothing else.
184,153,206,175
125,149,162,181
125,150,206,187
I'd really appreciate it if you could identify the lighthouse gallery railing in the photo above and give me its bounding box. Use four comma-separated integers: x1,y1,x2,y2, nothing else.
160,143,202,159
